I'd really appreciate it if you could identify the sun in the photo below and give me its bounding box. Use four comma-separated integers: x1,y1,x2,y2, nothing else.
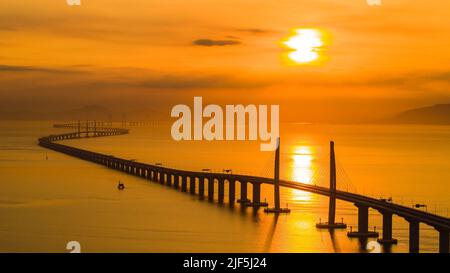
282,28,327,64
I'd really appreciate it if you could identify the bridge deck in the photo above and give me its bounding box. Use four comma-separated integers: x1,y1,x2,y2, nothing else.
38,124,450,231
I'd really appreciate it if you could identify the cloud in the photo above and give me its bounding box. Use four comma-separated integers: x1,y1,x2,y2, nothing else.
225,35,240,39
235,28,275,35
135,74,268,89
192,39,241,47
366,71,450,89
0,64,82,74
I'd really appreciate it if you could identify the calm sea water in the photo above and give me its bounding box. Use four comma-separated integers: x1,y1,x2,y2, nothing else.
0,121,449,253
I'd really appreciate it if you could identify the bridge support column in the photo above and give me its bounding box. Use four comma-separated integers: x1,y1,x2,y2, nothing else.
408,220,420,253
218,179,225,203
438,228,449,253
208,178,214,201
174,175,180,189
252,182,260,206
199,177,205,198
347,204,378,238
161,172,166,184
189,176,195,194
229,180,236,204
377,211,397,244
250,182,267,207
237,181,249,204
167,174,172,186
181,176,187,192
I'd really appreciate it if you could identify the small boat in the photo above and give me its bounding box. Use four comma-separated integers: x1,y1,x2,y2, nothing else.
117,181,125,190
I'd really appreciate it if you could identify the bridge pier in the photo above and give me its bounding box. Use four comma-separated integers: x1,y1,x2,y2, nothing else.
252,182,260,206
408,220,420,253
229,180,236,204
218,179,225,203
248,182,268,207
237,181,250,205
437,228,449,253
189,176,195,194
181,175,187,192
208,178,215,201
174,175,180,189
377,211,398,244
347,204,379,238
199,177,205,198
166,173,171,185
167,173,171,186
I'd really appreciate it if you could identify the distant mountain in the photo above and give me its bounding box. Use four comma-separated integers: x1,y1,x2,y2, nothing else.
386,104,450,125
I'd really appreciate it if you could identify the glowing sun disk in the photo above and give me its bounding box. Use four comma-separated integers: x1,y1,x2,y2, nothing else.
283,28,324,64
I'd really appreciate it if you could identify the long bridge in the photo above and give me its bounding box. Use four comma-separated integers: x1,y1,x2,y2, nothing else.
38,122,450,253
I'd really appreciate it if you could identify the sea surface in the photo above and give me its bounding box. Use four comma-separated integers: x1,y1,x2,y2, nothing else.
0,121,449,252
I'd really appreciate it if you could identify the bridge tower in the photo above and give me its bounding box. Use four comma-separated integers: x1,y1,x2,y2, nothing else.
265,137,290,213
316,141,347,229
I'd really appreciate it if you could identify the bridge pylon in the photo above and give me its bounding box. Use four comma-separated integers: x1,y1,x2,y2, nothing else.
316,141,347,229
265,137,290,214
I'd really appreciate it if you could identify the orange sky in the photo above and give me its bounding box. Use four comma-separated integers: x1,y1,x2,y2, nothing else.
1,0,450,122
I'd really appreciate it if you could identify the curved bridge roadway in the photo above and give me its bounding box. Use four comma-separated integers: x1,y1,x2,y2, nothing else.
38,123,450,253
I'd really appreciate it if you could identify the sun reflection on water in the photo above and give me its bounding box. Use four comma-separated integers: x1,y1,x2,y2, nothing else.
289,146,316,202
